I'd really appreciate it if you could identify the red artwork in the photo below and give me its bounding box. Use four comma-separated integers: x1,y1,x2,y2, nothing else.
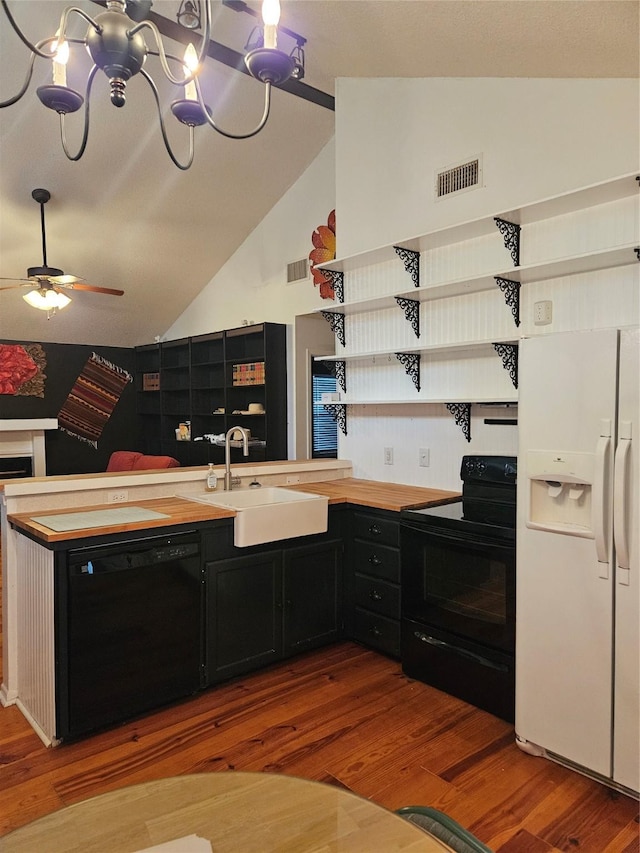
309,209,336,299
0,344,39,395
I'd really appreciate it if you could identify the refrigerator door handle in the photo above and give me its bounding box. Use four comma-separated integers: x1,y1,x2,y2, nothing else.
613,421,632,582
593,431,611,574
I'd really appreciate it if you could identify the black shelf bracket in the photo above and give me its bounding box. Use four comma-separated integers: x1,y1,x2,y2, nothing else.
493,342,519,389
494,276,521,327
395,352,421,391
323,270,345,303
494,218,521,267
395,297,420,338
326,359,346,393
393,246,420,287
323,403,347,436
320,311,346,347
446,402,471,442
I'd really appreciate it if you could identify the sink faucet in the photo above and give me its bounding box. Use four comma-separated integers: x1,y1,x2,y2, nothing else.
224,426,250,490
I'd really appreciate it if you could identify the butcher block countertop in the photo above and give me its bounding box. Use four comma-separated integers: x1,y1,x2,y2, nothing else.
7,496,236,545
7,479,460,545
289,478,460,511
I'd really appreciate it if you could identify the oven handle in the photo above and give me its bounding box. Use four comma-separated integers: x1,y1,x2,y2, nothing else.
413,631,509,672
401,519,512,549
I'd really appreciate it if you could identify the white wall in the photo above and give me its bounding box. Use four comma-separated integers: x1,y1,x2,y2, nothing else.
335,78,639,258
166,138,336,339
334,77,639,490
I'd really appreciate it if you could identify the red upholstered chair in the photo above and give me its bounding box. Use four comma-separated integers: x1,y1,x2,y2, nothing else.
106,451,143,472
106,452,180,471
132,454,180,470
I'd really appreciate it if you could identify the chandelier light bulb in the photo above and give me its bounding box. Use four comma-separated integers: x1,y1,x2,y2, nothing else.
52,31,69,86
262,0,281,48
183,43,199,101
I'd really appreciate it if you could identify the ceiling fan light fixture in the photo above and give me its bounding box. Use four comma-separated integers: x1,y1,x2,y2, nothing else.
23,288,72,311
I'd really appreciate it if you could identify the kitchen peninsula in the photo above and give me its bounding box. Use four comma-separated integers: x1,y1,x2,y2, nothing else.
1,460,459,745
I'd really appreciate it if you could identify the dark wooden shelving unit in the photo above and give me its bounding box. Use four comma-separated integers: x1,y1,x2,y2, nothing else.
135,323,287,466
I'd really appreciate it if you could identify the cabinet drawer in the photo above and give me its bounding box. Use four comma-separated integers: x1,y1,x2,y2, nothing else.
353,540,400,583
353,512,399,547
354,573,400,619
353,607,400,658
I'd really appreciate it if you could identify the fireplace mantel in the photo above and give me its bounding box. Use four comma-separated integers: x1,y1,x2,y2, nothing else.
0,419,58,477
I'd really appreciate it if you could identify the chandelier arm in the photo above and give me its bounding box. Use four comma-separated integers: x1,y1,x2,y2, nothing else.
0,47,37,107
129,19,191,85
57,6,101,38
139,67,195,170
1,1,60,58
58,65,99,162
0,2,98,58
197,78,273,140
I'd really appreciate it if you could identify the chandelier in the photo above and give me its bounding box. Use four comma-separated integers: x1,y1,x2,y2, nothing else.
0,0,305,170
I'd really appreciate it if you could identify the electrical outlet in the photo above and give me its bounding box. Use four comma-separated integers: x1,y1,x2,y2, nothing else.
384,447,394,465
419,448,430,467
107,490,128,503
534,300,553,325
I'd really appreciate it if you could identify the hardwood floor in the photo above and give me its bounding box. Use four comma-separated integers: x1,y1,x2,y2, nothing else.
0,638,638,852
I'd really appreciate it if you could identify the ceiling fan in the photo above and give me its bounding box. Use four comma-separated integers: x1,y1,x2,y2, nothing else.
0,188,124,314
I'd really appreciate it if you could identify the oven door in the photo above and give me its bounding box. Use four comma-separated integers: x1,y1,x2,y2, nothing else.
400,519,515,654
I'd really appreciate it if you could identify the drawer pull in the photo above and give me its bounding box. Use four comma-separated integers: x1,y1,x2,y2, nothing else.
368,554,382,566
370,626,382,638
370,590,383,601
368,524,382,536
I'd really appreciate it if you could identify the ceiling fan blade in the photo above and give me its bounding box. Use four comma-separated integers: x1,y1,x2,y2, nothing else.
63,282,125,296
0,276,31,284
0,284,29,291
51,274,84,285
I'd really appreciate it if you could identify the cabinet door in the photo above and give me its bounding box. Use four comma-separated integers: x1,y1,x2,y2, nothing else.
205,550,282,685
282,540,343,656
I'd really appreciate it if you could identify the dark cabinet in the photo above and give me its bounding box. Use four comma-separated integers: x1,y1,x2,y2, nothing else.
345,508,401,658
203,514,343,686
205,549,282,684
282,539,342,656
134,323,287,466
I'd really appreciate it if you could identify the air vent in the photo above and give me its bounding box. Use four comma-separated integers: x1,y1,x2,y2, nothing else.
287,258,309,283
436,157,482,199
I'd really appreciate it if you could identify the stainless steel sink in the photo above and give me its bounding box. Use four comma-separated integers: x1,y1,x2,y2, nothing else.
180,487,328,547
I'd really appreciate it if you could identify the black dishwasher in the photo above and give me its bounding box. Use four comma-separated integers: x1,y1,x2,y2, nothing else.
56,531,202,739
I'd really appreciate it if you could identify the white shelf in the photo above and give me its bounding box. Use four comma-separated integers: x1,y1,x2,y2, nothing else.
316,243,638,315
315,336,519,363
319,172,639,274
316,397,518,406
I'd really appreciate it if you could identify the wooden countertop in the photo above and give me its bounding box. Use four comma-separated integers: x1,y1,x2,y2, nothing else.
7,496,235,544
287,478,460,511
7,479,460,545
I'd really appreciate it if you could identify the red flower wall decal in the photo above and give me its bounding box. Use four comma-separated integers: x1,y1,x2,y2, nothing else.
309,209,336,299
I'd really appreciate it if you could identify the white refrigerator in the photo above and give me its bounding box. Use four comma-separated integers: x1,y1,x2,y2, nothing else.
516,327,639,795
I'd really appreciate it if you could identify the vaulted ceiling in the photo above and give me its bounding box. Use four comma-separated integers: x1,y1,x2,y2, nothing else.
0,1,637,348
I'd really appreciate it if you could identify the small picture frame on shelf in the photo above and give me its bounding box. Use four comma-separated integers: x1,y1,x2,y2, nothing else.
143,372,160,391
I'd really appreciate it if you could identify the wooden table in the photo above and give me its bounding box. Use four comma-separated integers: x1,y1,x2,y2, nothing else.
1,772,455,852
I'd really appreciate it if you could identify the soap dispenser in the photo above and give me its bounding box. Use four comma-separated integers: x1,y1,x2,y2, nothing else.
206,463,217,492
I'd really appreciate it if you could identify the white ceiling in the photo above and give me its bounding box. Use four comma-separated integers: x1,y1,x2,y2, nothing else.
0,0,638,348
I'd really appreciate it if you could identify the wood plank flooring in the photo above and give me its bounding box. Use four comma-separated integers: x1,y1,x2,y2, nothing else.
0,639,638,851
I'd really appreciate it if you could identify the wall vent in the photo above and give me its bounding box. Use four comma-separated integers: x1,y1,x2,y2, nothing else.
287,258,310,283
435,156,482,199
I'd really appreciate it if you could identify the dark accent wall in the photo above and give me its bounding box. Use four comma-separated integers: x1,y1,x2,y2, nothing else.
0,340,136,475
